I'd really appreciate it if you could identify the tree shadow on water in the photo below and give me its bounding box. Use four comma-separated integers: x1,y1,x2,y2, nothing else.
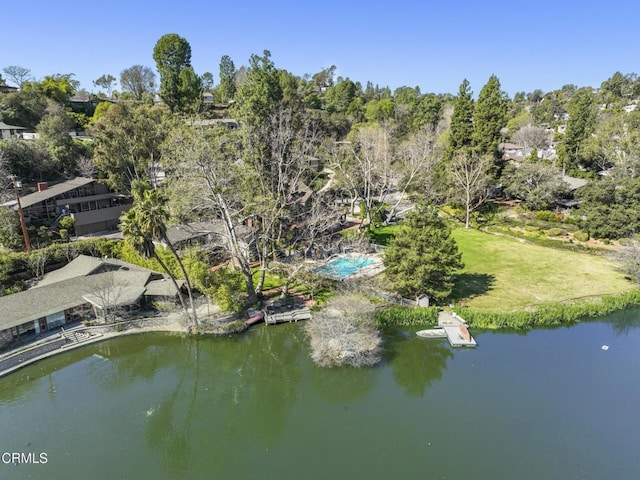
451,272,495,302
384,329,453,398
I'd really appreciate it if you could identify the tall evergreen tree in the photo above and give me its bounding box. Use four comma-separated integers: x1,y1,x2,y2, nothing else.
473,74,508,157
383,203,464,302
561,88,597,171
231,50,282,129
153,33,192,112
218,55,236,102
449,79,475,153
177,66,202,113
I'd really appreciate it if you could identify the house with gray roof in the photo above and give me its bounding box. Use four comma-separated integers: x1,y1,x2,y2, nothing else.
0,255,183,346
0,121,26,140
1,177,132,235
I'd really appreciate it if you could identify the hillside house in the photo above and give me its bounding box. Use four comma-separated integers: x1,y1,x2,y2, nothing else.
0,121,26,140
1,177,132,235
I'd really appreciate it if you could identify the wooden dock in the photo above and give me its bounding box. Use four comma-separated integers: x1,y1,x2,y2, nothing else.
264,307,312,325
438,311,477,348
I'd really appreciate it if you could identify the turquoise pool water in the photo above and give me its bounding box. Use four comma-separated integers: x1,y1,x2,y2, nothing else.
315,256,376,279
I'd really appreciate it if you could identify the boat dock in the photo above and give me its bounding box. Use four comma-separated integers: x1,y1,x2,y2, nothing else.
437,311,477,347
264,306,312,325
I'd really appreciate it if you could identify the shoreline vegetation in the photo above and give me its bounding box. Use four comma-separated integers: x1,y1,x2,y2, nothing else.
374,290,640,330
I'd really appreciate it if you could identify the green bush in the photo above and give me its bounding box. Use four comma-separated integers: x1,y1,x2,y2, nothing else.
59,216,76,230
573,231,590,242
545,228,565,237
374,306,439,326
534,210,557,222
358,200,387,225
484,226,604,253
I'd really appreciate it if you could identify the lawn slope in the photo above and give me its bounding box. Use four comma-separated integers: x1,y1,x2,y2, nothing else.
451,228,636,311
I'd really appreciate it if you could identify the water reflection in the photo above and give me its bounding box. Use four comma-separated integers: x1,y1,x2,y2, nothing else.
0,348,94,405
145,338,200,477
311,364,378,404
223,326,304,445
94,333,188,390
601,308,640,336
137,325,307,477
384,328,453,397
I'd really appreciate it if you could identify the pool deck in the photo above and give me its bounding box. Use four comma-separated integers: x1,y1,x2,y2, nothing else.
315,254,385,280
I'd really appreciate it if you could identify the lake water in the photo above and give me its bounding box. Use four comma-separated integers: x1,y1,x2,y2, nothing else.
1,311,640,480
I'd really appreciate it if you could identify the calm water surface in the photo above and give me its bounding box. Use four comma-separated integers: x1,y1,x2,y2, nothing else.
1,311,640,480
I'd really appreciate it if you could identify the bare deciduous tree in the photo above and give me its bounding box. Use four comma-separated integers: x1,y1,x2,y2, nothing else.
26,249,51,278
84,272,130,323
387,125,443,222
162,125,258,303
450,152,492,228
120,65,156,101
613,240,640,284
334,123,395,229
76,155,97,178
512,124,550,149
245,106,323,292
305,294,381,367
2,65,32,87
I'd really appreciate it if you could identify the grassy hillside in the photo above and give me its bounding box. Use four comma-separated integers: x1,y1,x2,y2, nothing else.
451,228,636,310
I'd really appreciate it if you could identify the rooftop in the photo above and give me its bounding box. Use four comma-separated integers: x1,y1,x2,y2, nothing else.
15,177,95,209
0,121,26,131
0,255,181,332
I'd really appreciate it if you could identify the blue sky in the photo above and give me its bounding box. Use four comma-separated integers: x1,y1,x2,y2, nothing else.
2,1,638,96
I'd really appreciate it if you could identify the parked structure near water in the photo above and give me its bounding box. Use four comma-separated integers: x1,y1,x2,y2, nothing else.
417,311,477,347
0,255,183,348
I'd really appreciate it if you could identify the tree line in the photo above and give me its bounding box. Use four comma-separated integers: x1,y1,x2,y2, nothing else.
3,33,640,310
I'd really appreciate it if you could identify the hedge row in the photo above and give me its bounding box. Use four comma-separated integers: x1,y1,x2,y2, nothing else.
454,290,640,329
374,306,439,327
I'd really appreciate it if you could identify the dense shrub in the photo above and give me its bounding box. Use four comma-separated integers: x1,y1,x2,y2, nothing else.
573,231,590,242
485,226,602,253
374,306,439,326
535,210,561,222
576,177,640,239
545,228,565,237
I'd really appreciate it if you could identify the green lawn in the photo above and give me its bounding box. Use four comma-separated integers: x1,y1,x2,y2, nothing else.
451,228,636,311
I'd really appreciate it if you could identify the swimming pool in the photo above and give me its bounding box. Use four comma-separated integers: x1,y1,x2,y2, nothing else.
315,256,377,279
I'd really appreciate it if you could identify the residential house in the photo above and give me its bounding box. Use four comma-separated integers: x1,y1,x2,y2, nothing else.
0,84,18,94
202,92,214,104
0,121,26,140
187,118,239,130
164,220,254,264
1,177,132,235
0,255,183,345
556,175,589,208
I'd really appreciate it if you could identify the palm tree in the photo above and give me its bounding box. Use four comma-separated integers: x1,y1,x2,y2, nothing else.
121,181,198,327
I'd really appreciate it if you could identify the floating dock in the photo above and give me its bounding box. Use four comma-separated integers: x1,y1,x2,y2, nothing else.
437,311,477,348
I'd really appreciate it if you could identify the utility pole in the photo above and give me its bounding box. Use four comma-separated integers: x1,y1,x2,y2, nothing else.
12,178,31,253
